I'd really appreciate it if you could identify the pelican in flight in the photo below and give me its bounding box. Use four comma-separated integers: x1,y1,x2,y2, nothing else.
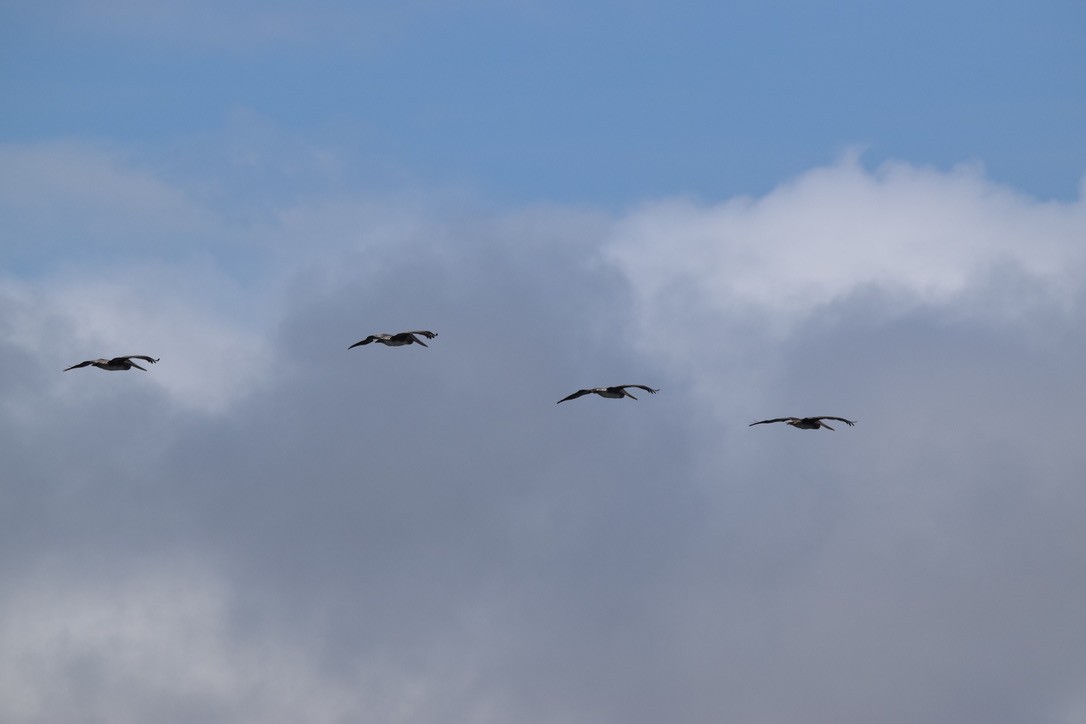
749,416,856,431
348,331,437,349
557,385,659,404
64,355,160,372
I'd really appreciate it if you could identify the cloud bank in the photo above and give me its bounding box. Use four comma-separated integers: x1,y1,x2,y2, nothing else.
2,145,1085,723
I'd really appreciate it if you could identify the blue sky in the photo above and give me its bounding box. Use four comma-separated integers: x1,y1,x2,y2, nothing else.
3,3,1086,723
4,0,1084,206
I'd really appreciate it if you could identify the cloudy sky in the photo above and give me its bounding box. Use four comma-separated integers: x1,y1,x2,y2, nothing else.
3,2,1086,722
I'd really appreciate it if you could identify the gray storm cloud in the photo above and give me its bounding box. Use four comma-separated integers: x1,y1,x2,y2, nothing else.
2,151,1085,723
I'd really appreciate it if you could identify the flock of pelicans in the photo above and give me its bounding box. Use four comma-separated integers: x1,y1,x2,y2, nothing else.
64,329,857,431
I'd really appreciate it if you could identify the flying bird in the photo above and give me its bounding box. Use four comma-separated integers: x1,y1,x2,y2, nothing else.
748,416,856,431
64,355,160,372
557,385,659,404
348,331,438,349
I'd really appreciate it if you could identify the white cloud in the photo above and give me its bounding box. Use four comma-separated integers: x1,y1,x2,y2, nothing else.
608,153,1085,328
2,270,273,415
0,141,192,216
3,145,1086,723
0,141,218,265
0,565,365,724
602,154,1086,415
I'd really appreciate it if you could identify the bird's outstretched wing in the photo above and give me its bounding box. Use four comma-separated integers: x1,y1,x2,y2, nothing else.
557,389,592,404
816,416,856,426
618,385,659,395
113,355,158,371
749,417,795,426
348,336,378,349
63,360,94,371
397,331,437,347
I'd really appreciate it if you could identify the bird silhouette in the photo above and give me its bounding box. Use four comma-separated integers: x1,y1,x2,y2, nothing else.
557,385,659,404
